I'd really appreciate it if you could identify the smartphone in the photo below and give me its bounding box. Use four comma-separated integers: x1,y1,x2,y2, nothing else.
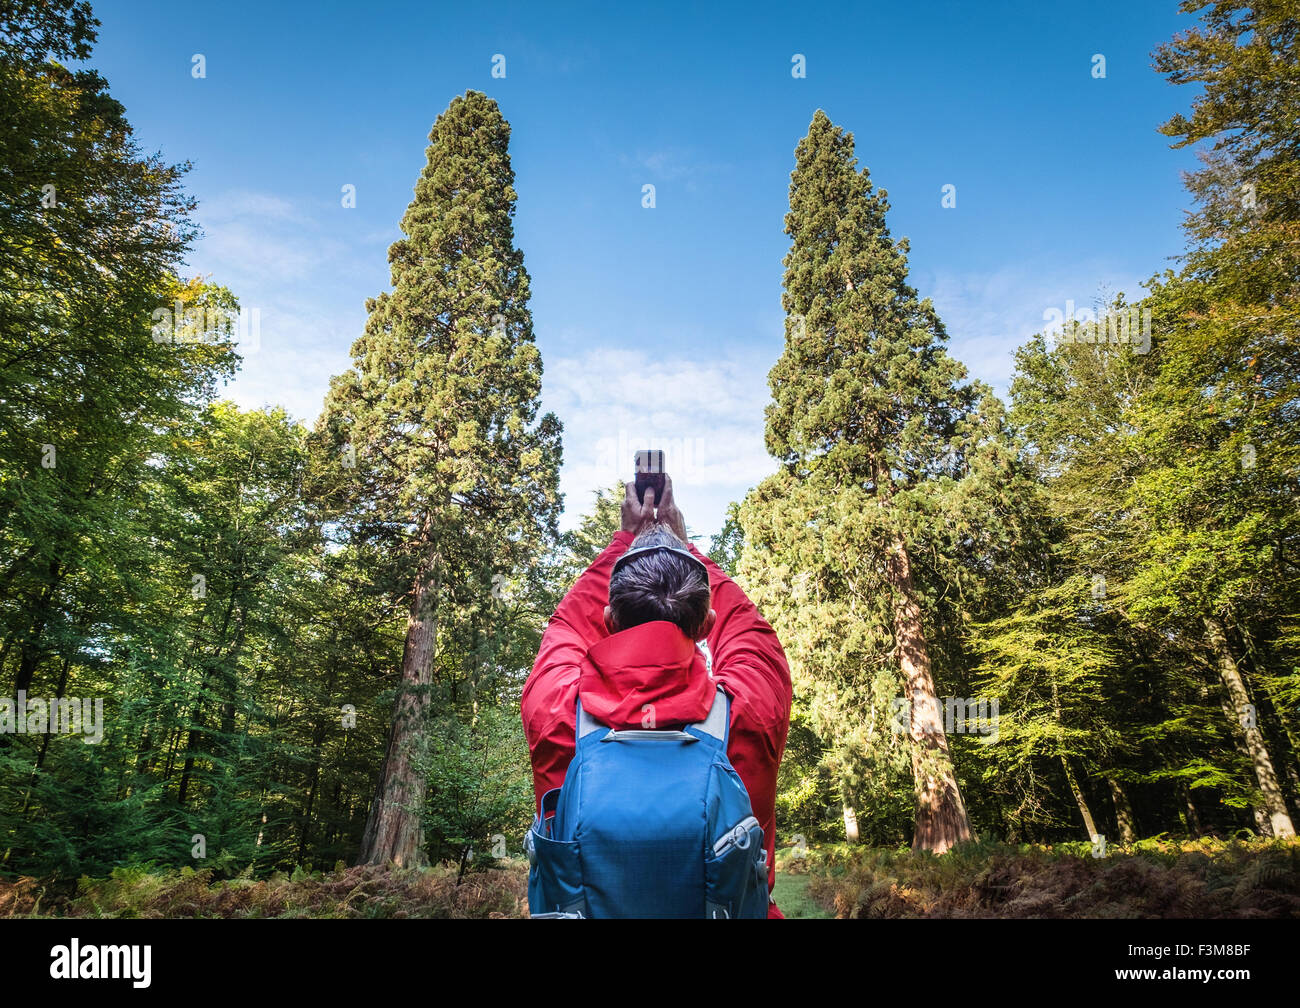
634,449,665,505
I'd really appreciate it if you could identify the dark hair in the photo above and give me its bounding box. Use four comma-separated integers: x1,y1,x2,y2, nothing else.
608,528,711,640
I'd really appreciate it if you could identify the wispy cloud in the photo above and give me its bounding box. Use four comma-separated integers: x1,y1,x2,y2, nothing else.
542,344,775,538
204,190,301,223
185,189,371,424
619,148,730,189
920,262,1150,395
219,303,360,425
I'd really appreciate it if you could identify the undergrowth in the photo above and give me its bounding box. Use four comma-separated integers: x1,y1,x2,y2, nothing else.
779,836,1300,918
0,860,530,919
6,838,1298,918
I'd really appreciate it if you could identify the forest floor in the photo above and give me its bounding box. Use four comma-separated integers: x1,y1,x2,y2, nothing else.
2,837,1296,918
787,836,1300,918
771,871,832,918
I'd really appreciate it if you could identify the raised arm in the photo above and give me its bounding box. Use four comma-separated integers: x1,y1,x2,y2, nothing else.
654,479,793,732
689,543,793,735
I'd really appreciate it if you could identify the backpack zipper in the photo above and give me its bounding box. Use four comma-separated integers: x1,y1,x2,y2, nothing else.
712,815,760,856
600,729,699,742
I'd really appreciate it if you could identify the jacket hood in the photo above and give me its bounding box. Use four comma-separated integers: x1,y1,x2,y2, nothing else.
578,620,714,730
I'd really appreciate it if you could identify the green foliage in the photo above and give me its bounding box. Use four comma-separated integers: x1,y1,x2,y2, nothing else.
956,0,1300,847
419,704,534,875
555,483,622,585
707,501,744,575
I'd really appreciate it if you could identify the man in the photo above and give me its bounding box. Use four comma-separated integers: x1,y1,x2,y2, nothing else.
522,476,793,918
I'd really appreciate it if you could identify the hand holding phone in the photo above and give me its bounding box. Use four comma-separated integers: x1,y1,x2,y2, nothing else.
634,449,665,506
627,450,688,542
620,478,656,536
655,475,689,542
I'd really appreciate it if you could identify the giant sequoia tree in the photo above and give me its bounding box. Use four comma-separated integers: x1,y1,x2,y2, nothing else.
742,111,1031,852
318,91,561,867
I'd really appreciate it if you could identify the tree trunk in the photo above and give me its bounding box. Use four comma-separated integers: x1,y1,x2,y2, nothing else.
178,587,242,807
1258,700,1300,819
1217,685,1275,833
842,800,860,844
17,651,73,817
1284,761,1300,823
13,560,61,695
1061,756,1099,841
177,664,216,807
1204,616,1295,838
297,644,340,863
32,652,72,774
1179,782,1202,838
357,546,440,867
1106,777,1138,844
177,740,199,806
176,671,210,807
886,532,973,853
0,542,40,602
1236,624,1300,813
161,723,181,782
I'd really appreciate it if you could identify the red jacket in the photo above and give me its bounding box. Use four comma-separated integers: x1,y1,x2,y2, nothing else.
521,530,793,918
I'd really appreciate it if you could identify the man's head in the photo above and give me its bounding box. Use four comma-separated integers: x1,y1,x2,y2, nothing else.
604,527,716,641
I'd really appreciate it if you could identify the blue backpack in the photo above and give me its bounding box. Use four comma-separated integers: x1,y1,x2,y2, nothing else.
526,683,769,918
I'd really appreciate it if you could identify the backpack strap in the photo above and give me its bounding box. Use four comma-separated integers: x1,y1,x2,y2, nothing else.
687,684,730,748
575,697,605,742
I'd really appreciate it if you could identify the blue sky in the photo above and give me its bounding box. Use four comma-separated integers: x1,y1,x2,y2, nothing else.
88,0,1201,540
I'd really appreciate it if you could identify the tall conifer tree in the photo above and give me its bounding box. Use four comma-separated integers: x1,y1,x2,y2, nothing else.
319,91,561,866
747,110,1001,852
